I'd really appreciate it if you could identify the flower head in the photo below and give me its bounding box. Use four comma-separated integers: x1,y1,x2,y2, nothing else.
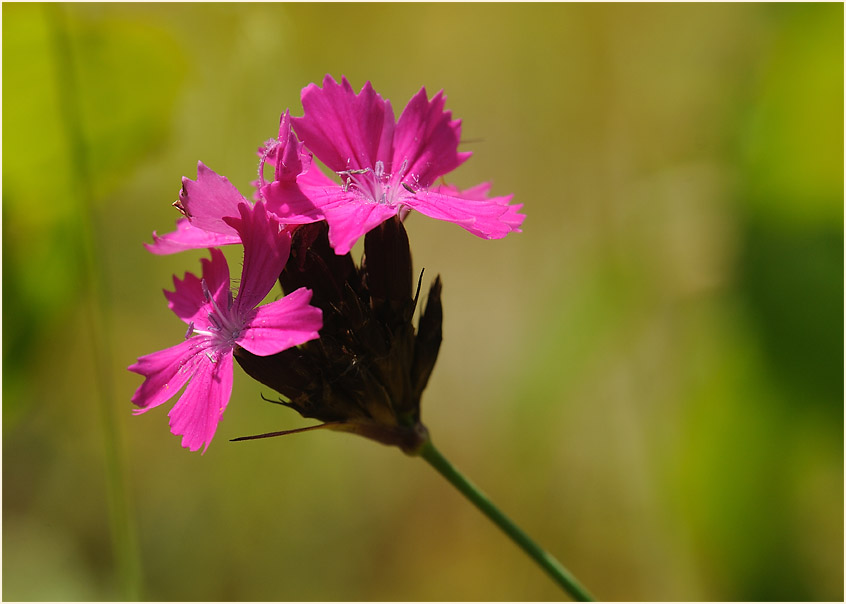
234,216,441,454
262,75,525,255
129,201,323,452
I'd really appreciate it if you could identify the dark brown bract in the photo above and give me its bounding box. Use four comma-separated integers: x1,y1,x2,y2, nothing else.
234,216,442,454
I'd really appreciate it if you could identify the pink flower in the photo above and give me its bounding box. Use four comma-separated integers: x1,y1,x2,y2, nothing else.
261,75,525,255
129,201,323,452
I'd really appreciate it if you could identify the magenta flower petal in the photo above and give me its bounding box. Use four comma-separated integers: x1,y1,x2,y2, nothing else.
167,352,234,453
292,75,395,173
392,88,471,187
164,248,231,327
224,200,291,311
145,218,242,255
238,287,323,356
436,182,494,200
403,188,525,240
260,110,340,223
204,247,233,306
323,200,401,255
272,110,307,183
262,178,328,224
163,271,205,326
258,110,312,190
179,162,249,235
129,338,204,412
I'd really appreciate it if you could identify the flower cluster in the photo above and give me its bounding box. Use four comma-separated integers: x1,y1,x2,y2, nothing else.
130,75,524,453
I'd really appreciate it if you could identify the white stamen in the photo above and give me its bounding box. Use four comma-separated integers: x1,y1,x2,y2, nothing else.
194,278,245,349
339,158,420,208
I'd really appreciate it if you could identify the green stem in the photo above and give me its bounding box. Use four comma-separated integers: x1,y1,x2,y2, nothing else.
45,5,142,599
418,439,595,601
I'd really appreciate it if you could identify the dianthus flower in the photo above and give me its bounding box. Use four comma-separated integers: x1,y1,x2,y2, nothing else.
129,201,323,452
126,77,597,601
261,75,525,254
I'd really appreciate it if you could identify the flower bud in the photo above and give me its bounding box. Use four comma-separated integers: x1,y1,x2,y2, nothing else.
234,217,441,454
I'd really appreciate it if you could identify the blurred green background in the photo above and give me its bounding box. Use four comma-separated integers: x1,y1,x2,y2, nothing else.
3,3,843,601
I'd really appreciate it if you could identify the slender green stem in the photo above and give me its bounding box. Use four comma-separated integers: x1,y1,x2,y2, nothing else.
418,439,595,601
45,5,142,599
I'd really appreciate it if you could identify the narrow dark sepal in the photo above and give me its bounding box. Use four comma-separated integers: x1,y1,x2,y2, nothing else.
363,215,413,318
411,276,443,399
280,221,359,312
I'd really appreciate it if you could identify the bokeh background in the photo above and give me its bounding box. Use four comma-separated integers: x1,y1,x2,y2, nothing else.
3,3,843,601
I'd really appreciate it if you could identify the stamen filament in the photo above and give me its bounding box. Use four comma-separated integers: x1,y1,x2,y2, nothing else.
338,159,418,208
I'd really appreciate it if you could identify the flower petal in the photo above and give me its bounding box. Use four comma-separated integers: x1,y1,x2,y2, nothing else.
161,248,227,328
292,75,395,173
129,338,205,412
144,218,242,255
261,168,336,224
179,162,249,235
273,110,307,183
167,351,234,453
393,88,470,187
237,287,323,356
403,188,525,240
224,201,291,311
164,271,205,326
323,200,400,255
200,247,232,312
259,109,339,220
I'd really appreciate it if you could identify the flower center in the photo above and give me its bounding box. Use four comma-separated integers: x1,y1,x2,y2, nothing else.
186,280,244,354
339,159,419,206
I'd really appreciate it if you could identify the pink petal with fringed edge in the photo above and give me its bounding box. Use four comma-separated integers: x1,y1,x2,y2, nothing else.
202,248,232,311
262,179,328,224
238,287,323,356
180,162,249,235
129,338,205,412
163,271,205,327
392,88,471,187
434,182,526,230
223,201,291,311
163,249,230,328
260,114,337,222
262,162,362,226
145,218,242,255
273,110,306,182
167,351,234,454
435,182,493,200
292,75,395,173
323,201,401,255
404,188,525,240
